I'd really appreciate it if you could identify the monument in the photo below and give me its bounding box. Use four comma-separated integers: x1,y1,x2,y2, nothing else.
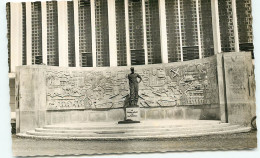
118,67,142,124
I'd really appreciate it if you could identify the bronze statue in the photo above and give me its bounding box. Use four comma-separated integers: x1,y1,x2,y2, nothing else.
128,67,142,107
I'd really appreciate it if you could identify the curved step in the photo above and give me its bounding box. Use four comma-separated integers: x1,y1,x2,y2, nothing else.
43,120,222,130
18,127,251,140
34,123,232,134
27,125,242,137
17,120,251,140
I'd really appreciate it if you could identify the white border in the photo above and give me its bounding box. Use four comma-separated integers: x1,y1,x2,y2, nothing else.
0,0,259,157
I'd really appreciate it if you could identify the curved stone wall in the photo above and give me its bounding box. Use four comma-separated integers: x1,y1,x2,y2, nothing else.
16,55,221,132
16,53,255,133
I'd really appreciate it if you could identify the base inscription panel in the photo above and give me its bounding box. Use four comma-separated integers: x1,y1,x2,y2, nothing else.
126,108,140,121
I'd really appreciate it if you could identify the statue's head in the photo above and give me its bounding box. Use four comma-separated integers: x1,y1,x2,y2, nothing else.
130,67,134,73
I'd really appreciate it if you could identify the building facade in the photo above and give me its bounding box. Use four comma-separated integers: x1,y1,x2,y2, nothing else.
6,0,253,118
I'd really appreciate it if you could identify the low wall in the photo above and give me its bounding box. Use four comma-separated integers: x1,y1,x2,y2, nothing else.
15,52,255,133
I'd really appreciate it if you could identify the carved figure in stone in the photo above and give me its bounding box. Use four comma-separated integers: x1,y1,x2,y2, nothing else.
128,67,142,107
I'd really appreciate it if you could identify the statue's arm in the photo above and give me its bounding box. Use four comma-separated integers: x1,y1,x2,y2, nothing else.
137,74,142,83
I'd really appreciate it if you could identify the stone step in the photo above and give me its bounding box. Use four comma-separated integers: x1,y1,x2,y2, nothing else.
43,120,222,130
27,125,242,137
35,123,232,134
19,127,251,140
17,120,251,140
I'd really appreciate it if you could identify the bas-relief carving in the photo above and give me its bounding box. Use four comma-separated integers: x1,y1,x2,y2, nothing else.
46,58,219,110
138,60,218,107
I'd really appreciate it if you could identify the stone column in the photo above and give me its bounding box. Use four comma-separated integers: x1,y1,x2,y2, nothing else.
41,1,47,65
177,0,183,61
26,2,32,65
10,3,23,72
125,0,131,66
196,0,202,59
159,0,168,63
108,0,118,67
231,0,240,52
58,1,68,67
222,52,255,126
91,0,96,67
142,0,148,65
211,0,221,54
16,66,47,133
74,0,80,67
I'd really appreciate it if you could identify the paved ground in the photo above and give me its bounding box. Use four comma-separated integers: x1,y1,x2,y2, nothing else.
12,130,257,157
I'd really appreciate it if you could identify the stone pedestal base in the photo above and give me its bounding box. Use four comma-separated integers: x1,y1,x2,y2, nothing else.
118,107,140,124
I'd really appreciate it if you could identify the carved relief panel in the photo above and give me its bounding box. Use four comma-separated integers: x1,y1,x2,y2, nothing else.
46,57,219,110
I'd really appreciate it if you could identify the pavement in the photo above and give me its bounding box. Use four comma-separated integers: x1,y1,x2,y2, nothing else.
12,130,257,157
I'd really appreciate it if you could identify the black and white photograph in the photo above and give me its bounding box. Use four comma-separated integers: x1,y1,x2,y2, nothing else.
0,0,259,157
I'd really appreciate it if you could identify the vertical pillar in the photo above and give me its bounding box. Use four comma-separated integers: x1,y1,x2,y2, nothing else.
10,3,23,72
26,2,32,65
159,0,168,63
231,0,240,52
74,0,80,67
108,0,117,67
91,0,96,67
177,0,183,61
196,0,202,59
125,0,131,66
211,0,221,54
142,0,148,65
58,1,68,67
41,1,47,65
216,53,228,123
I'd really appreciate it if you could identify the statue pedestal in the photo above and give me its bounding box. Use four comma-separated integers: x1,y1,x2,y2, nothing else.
118,107,140,124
